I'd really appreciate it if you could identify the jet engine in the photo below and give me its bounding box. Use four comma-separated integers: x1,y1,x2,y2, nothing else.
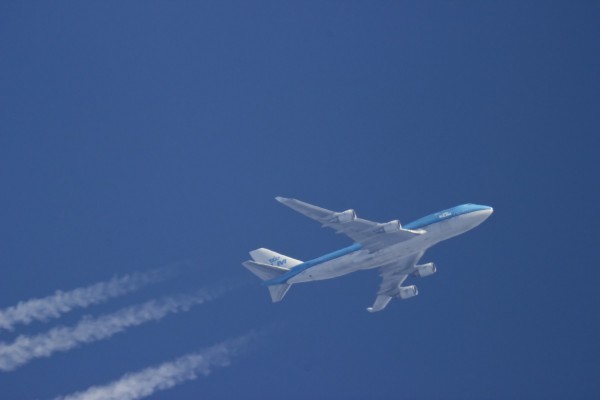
331,209,356,223
377,219,401,233
397,285,418,299
413,262,437,278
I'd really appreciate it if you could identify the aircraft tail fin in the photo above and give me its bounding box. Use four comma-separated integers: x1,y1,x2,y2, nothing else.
249,248,302,269
242,260,293,302
244,249,302,303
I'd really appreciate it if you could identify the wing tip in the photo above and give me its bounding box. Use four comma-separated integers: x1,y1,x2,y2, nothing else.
368,295,392,313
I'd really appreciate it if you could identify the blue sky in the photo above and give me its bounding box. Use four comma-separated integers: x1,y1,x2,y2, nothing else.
1,2,599,399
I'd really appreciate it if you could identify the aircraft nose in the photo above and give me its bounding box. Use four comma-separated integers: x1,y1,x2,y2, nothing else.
470,204,494,222
480,206,494,220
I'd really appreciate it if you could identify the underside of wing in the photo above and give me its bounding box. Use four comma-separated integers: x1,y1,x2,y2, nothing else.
275,197,423,251
367,252,424,312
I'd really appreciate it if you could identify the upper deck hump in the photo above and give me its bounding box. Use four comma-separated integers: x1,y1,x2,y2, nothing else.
403,204,492,230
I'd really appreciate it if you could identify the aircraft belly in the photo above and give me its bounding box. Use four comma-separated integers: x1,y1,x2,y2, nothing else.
356,240,427,269
358,239,429,270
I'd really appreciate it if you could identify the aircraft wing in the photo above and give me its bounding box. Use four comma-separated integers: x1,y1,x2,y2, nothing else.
367,252,424,312
275,197,424,251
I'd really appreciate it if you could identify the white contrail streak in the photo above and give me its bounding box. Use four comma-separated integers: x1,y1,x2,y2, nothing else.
53,333,255,400
0,288,224,372
0,269,171,332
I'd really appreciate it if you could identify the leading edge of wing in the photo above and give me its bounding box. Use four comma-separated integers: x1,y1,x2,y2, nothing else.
275,196,424,251
275,196,334,221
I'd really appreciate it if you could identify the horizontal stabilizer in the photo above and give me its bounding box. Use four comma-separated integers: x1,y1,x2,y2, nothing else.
242,260,288,281
242,260,293,302
268,284,291,302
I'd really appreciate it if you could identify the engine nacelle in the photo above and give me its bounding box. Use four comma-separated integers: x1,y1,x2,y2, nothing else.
331,209,356,223
397,285,418,299
377,219,401,233
413,262,437,278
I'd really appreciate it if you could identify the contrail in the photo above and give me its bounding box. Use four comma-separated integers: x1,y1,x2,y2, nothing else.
53,333,256,400
0,287,226,372
0,269,172,332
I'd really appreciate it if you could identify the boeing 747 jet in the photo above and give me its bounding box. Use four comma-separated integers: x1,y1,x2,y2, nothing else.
242,197,493,312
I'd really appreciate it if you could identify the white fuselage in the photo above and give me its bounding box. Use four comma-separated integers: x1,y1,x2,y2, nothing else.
287,209,493,284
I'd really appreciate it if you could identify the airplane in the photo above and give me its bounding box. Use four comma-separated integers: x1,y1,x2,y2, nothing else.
242,197,493,312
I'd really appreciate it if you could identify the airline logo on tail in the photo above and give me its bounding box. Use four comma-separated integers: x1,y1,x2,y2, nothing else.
268,256,287,267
